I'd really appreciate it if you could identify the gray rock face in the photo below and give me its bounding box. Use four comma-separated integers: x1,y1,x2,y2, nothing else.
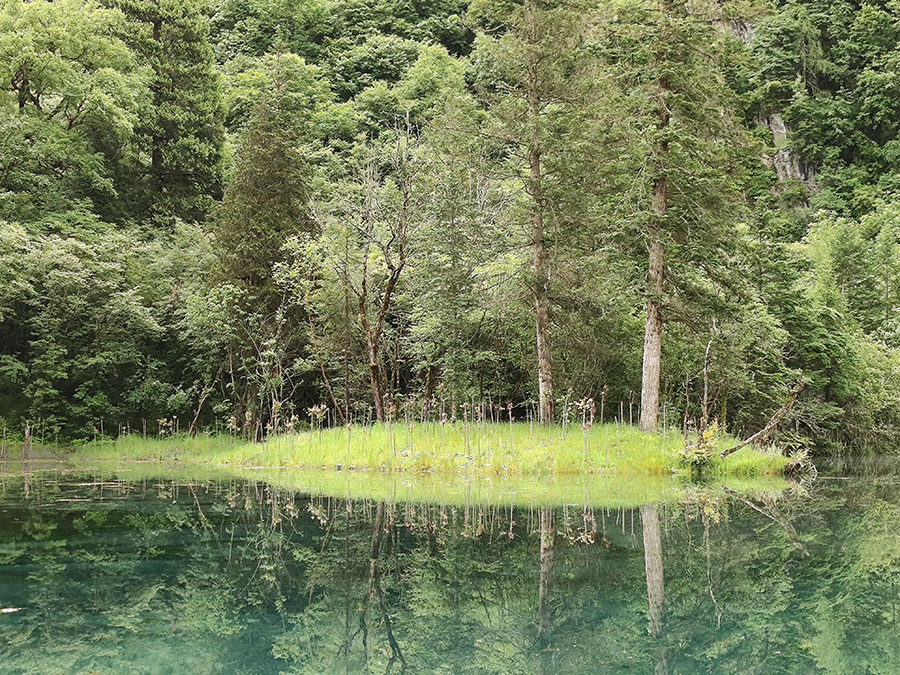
723,20,819,190
729,20,755,44
758,112,818,188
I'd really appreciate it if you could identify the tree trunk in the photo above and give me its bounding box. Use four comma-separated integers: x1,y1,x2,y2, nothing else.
537,506,555,643
525,0,554,425
533,219,554,425
17,73,28,110
639,74,670,434
421,364,438,421
641,504,665,637
639,237,665,432
189,369,221,436
720,382,803,457
367,340,385,423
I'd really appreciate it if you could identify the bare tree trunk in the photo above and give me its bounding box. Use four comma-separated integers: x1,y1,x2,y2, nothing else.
720,382,803,457
367,339,385,423
533,222,554,425
641,504,665,637
354,150,408,424
307,312,347,424
639,74,670,434
343,244,352,424
639,239,665,432
525,0,554,425
421,364,438,421
22,423,31,461
16,73,29,110
246,384,260,441
641,503,668,675
189,368,221,436
352,503,406,671
700,324,716,434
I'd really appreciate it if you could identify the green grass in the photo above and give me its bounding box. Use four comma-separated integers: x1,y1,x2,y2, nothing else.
0,423,795,507
70,421,791,478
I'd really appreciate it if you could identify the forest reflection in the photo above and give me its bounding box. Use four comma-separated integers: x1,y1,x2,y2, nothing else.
0,464,898,674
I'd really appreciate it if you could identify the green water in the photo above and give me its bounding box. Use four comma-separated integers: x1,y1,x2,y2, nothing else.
0,460,896,674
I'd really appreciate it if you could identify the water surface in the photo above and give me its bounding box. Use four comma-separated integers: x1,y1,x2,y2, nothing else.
0,459,896,673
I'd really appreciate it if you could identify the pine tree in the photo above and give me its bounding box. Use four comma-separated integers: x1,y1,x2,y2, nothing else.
602,0,750,432
469,0,608,424
106,0,224,222
213,54,317,299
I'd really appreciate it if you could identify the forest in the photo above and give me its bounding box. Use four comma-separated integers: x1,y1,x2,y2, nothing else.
3,0,900,455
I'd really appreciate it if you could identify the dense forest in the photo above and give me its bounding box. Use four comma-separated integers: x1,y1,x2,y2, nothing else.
2,0,900,453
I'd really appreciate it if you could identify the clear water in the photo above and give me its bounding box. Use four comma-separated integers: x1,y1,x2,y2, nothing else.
0,459,897,674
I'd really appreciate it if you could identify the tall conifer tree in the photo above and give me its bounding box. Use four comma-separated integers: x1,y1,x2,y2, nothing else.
107,0,224,222
213,54,317,299
602,0,749,431
469,0,607,424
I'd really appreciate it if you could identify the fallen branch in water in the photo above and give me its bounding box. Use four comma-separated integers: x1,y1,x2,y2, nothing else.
720,382,804,458
722,488,809,557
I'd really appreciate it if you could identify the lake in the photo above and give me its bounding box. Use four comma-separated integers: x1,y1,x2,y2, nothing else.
0,459,897,674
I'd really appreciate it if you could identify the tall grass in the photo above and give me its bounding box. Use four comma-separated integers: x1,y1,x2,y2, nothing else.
73,422,790,478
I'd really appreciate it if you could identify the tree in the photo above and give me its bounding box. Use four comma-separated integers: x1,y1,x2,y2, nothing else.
214,54,320,296
0,219,214,437
405,110,522,414
312,129,422,422
599,0,749,432
468,0,607,424
207,54,327,438
107,0,224,222
0,0,144,224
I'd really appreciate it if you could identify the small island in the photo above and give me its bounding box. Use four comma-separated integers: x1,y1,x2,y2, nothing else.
74,421,792,478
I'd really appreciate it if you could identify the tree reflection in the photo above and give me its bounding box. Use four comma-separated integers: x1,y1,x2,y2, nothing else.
640,504,667,675
536,506,556,674
1,465,899,674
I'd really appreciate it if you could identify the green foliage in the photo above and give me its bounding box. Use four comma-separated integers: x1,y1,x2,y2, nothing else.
109,0,225,223
0,220,215,437
209,0,474,85
745,0,900,213
675,421,721,471
3,0,900,457
214,54,318,292
0,0,144,222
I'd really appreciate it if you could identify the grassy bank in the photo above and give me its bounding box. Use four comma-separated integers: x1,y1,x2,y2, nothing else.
70,422,791,478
